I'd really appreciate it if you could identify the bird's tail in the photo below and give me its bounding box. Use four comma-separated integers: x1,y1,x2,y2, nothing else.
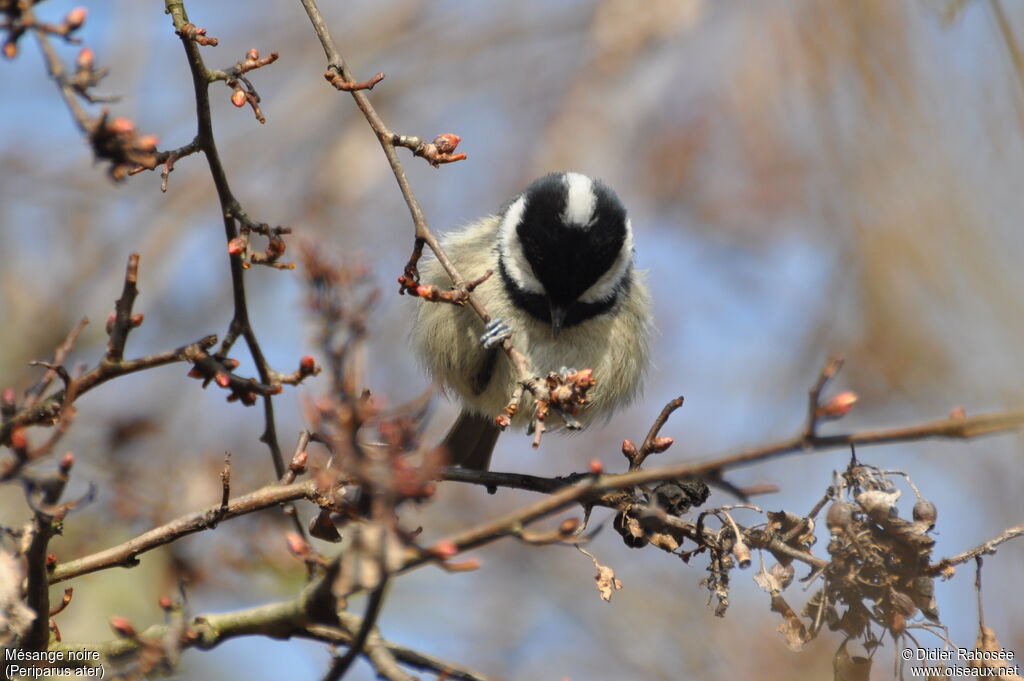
442,410,501,471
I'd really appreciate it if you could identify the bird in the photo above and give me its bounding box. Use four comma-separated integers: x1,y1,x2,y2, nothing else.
411,172,651,470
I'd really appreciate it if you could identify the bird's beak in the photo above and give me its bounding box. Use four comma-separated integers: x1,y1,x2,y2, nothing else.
549,304,567,339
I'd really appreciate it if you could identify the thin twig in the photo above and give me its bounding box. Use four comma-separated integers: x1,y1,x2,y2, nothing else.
927,524,1024,576
297,0,546,427
49,480,320,584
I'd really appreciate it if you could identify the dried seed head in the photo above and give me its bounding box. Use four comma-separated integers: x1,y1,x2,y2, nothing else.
825,500,853,532
855,489,901,523
912,497,937,528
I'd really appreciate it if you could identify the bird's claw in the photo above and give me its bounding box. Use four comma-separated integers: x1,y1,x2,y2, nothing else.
480,318,513,349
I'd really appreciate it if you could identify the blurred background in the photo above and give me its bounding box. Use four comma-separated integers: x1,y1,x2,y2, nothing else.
2,0,1023,678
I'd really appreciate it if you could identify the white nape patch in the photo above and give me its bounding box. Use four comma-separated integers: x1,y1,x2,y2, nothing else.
579,218,634,304
561,172,597,228
498,195,544,295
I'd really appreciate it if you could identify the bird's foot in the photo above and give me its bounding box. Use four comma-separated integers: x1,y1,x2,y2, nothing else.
480,318,513,349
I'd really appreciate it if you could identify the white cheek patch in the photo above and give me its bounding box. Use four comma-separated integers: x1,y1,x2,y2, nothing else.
498,195,544,295
579,218,634,304
561,172,597,228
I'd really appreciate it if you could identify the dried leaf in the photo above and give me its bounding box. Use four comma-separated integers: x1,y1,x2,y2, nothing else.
833,640,871,681
753,559,784,596
578,547,622,602
770,594,811,651
968,626,1023,678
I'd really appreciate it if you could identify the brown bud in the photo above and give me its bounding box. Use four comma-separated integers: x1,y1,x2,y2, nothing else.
105,312,117,333
649,436,674,453
558,518,580,535
59,452,74,474
222,358,240,370
285,532,309,557
299,355,316,374
431,540,458,560
129,313,144,328
231,89,247,108
819,391,858,419
110,117,135,134
187,366,204,379
214,372,231,388
4,41,18,60
289,450,308,471
10,428,28,452
46,554,58,569
432,133,461,154
246,48,259,61
110,616,136,637
76,47,94,70
65,7,88,30
621,439,638,458
135,135,159,151
227,237,247,255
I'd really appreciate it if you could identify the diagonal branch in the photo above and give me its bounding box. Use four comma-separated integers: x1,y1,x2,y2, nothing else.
49,480,320,584
297,0,543,414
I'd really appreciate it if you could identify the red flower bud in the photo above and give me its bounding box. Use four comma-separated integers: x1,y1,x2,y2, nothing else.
819,391,858,420
59,452,74,474
649,436,674,453
76,47,94,70
227,237,247,255
129,313,144,327
65,7,87,30
246,48,259,61
289,450,308,470
432,133,461,154
135,135,159,151
214,372,231,388
431,540,458,560
110,117,135,134
231,90,247,108
158,595,172,610
10,428,28,451
3,41,18,60
299,355,316,373
285,532,309,557
589,459,604,474
109,616,136,637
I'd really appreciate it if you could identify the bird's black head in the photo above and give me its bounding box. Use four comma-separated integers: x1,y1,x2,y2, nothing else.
497,172,634,335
